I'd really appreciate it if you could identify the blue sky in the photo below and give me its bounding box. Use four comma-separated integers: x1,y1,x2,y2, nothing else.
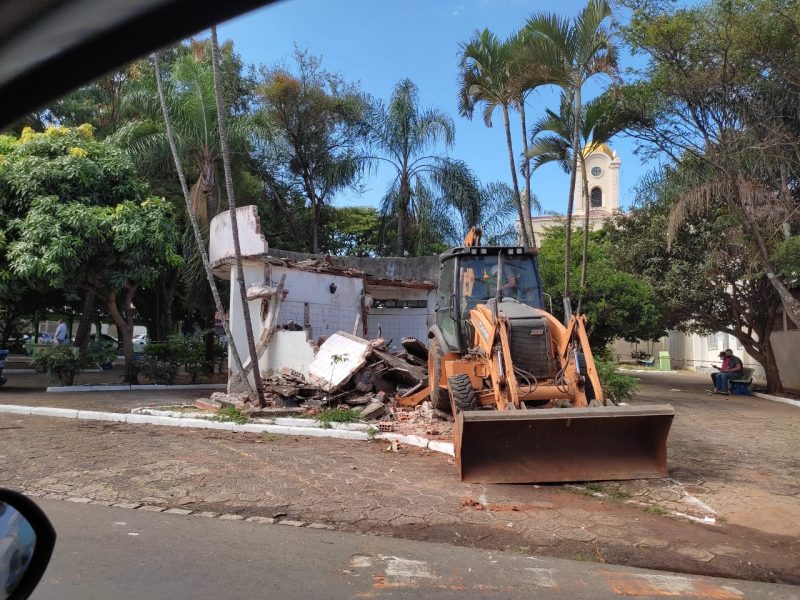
217,0,659,214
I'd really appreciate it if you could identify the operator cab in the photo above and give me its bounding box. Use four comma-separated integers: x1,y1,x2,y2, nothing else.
435,246,544,353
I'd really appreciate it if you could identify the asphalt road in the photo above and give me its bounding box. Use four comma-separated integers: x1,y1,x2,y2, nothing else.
28,499,798,600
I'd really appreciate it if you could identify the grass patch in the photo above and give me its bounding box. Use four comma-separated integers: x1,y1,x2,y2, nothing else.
258,432,280,442
609,489,632,501
646,505,668,516
213,406,248,424
315,407,362,429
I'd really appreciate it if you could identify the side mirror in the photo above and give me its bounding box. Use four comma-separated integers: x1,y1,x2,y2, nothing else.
0,489,56,600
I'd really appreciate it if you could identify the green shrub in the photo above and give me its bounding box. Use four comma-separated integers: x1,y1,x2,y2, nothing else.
595,358,639,404
140,336,186,385
140,332,224,384
85,341,117,368
31,345,82,385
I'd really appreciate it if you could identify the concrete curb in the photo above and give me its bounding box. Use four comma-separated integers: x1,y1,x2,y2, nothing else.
0,403,456,457
752,392,800,408
46,383,227,393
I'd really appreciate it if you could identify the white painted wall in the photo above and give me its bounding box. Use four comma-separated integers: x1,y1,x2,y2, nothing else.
209,206,268,267
227,261,267,386
270,267,364,341
264,330,316,376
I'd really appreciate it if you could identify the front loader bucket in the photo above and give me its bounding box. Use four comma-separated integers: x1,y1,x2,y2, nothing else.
454,405,674,484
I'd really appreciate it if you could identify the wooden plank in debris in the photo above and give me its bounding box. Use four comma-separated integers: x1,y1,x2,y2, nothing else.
395,383,431,408
370,349,427,383
401,337,429,361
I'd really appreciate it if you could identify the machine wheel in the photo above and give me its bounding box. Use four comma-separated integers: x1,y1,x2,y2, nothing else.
428,338,451,412
448,374,478,412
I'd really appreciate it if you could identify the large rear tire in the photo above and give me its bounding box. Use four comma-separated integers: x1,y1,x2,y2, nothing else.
448,374,478,412
428,338,451,412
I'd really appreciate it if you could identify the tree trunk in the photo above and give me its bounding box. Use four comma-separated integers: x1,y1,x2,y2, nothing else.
211,26,266,407
727,186,800,328
75,289,96,354
106,285,137,384
577,154,591,314
396,177,410,255
759,333,784,393
518,101,536,250
502,105,531,248
154,52,255,399
312,199,321,254
563,85,582,314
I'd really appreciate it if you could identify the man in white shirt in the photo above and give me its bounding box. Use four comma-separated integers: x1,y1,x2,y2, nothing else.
54,320,68,345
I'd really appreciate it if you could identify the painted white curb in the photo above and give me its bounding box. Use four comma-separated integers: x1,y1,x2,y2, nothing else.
0,404,456,457
752,392,800,408
46,383,227,393
133,409,372,432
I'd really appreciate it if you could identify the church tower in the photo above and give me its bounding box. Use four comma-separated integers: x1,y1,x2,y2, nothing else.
572,143,621,216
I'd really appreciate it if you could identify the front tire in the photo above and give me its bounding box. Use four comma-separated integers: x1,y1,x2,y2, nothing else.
448,374,478,412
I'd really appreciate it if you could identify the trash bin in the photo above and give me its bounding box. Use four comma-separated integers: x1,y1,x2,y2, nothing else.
658,351,671,371
0,349,8,387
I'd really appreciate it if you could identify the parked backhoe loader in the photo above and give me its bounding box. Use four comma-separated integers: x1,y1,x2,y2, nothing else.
427,227,674,484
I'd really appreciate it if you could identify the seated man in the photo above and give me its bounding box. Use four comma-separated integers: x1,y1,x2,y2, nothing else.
713,349,744,395
710,351,728,388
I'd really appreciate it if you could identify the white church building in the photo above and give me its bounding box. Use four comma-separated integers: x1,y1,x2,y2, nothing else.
528,143,622,241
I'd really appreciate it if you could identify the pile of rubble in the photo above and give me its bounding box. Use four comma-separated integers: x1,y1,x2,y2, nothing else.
195,332,442,430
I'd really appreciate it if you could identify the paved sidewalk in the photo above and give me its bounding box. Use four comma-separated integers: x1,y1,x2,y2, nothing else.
1,370,798,583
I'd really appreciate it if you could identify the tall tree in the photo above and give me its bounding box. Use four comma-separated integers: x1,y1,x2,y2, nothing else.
115,41,257,341
620,0,800,327
11,198,183,382
211,26,266,406
524,0,619,314
538,224,664,349
257,49,368,253
153,52,255,399
0,124,149,358
458,29,533,248
368,78,479,255
611,168,788,392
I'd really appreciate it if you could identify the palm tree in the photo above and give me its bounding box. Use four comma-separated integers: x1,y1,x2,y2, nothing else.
458,29,533,248
507,30,548,248
210,26,266,407
116,45,254,226
523,0,619,313
115,43,258,347
368,79,479,255
153,52,255,400
528,92,628,312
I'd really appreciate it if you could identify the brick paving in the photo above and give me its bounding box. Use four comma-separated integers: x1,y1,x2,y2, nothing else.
0,370,799,583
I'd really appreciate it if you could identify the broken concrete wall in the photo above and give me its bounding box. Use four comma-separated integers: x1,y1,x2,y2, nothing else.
268,266,365,340
264,330,316,376
209,206,268,267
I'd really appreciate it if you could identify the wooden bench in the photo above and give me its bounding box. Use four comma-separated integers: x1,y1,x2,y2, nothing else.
730,367,754,395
